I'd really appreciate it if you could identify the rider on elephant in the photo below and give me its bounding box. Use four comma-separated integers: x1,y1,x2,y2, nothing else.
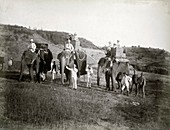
63,38,75,66
28,39,36,53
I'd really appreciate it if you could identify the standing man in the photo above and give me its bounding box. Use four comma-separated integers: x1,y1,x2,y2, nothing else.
8,57,13,70
64,38,74,54
131,70,138,93
73,33,80,50
66,64,78,90
137,72,146,98
51,61,57,82
86,64,93,88
64,38,75,66
105,42,112,57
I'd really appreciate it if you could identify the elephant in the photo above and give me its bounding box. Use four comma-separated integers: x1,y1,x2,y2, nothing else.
19,49,45,83
39,48,53,81
19,47,53,83
97,57,129,91
57,50,87,85
57,51,74,84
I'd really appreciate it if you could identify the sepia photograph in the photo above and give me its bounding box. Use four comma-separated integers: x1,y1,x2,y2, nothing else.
0,0,170,129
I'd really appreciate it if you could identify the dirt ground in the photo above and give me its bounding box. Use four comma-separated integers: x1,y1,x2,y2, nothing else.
0,71,170,130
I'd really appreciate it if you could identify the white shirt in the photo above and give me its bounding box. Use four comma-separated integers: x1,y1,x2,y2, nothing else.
66,66,78,78
121,75,132,86
28,42,36,52
8,59,13,66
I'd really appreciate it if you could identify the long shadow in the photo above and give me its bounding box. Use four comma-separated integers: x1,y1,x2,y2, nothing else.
0,70,29,81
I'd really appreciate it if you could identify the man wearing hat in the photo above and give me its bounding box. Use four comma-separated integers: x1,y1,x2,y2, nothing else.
86,64,93,88
121,72,132,95
64,38,74,53
105,42,112,57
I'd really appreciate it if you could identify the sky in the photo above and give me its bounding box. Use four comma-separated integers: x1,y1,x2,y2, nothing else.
0,0,170,51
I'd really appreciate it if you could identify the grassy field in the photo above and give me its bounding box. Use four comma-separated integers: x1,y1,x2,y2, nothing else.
0,70,170,130
0,24,170,130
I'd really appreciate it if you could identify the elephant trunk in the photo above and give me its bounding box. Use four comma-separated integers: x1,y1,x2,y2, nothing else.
97,64,100,86
61,57,65,84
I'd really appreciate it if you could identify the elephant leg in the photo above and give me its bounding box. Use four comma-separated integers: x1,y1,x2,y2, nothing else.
65,69,69,82
105,71,110,91
136,84,139,96
36,71,40,83
68,71,72,86
29,66,34,82
134,84,137,95
97,77,100,86
142,85,145,98
107,75,111,91
111,75,114,91
127,85,130,96
105,71,108,90
129,83,133,94
97,65,101,86
116,81,119,89
19,60,25,82
61,57,66,84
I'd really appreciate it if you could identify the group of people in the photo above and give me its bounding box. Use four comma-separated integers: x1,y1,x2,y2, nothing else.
27,37,145,96
50,33,94,90
51,60,94,90
117,71,146,97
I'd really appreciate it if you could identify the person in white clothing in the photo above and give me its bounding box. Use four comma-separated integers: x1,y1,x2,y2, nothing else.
28,39,36,53
64,38,74,53
51,61,57,82
86,64,93,88
121,72,132,96
66,64,78,90
8,57,13,70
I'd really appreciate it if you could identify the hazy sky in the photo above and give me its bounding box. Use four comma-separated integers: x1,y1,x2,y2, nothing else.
0,0,170,51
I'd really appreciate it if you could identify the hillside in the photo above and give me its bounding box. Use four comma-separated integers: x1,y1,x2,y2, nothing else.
126,47,170,75
0,24,100,69
0,24,98,58
0,24,170,75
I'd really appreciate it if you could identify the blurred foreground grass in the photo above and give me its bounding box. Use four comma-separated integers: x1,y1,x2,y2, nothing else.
0,76,169,130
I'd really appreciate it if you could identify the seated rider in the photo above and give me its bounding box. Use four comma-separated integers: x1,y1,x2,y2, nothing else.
64,38,75,65
28,39,36,53
105,46,111,58
64,38,74,53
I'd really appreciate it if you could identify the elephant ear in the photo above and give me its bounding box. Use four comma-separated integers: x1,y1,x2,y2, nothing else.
57,52,62,61
57,51,67,60
23,50,37,64
98,57,106,66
